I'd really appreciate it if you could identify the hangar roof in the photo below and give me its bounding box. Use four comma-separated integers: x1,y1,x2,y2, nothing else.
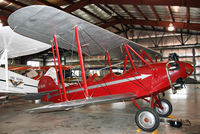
0,0,200,36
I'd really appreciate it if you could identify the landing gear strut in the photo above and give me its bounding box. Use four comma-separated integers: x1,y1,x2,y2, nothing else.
133,97,174,132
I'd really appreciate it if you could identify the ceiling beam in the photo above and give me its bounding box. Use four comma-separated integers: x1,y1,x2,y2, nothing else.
95,4,112,16
115,27,198,37
105,4,122,18
81,7,105,22
81,7,122,32
168,6,175,22
118,5,135,19
95,4,126,32
186,7,190,23
133,5,156,30
150,44,200,50
64,0,89,12
64,0,74,4
100,19,200,31
150,5,161,21
0,7,13,14
133,5,148,20
5,0,27,7
64,0,200,13
0,15,8,21
105,5,132,32
118,5,136,29
37,0,63,10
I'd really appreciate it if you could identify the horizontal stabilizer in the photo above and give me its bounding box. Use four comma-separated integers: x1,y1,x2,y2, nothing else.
27,93,136,113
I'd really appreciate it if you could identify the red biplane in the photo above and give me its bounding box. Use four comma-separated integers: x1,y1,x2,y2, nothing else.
8,5,193,132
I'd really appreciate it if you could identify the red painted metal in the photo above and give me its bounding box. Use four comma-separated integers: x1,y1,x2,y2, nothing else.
38,42,194,115
38,76,58,102
39,57,193,104
124,45,137,71
74,25,89,99
143,98,150,103
126,44,152,69
140,50,154,64
155,56,158,63
131,99,141,110
51,42,63,102
143,97,163,109
106,50,113,76
140,50,145,66
53,35,68,101
154,96,163,109
151,96,155,108
123,55,127,73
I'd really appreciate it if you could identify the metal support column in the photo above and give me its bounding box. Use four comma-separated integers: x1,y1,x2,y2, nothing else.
74,25,89,99
53,35,68,101
123,55,127,73
126,44,152,69
106,50,113,76
124,45,137,72
51,42,63,102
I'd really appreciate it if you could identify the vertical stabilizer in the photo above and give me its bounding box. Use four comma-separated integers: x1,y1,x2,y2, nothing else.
45,67,58,84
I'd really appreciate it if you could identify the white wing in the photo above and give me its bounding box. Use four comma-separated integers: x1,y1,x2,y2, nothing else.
0,26,51,58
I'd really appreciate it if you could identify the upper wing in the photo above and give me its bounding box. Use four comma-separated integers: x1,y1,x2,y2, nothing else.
8,5,161,59
27,93,136,113
0,26,51,58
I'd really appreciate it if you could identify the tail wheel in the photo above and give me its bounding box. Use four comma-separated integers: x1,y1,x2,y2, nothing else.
135,107,160,132
154,99,173,117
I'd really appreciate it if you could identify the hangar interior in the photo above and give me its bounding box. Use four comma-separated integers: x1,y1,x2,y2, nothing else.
0,0,200,134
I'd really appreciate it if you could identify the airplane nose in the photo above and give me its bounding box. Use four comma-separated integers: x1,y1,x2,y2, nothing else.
185,63,193,75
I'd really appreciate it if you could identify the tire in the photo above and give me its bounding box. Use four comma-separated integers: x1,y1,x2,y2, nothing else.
135,107,160,132
154,99,173,117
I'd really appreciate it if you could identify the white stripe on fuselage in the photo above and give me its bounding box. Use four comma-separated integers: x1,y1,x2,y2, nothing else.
66,74,152,94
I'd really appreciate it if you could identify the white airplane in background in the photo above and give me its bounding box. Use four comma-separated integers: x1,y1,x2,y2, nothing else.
0,26,51,97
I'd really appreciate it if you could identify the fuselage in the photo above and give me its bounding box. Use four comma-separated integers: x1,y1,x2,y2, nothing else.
40,61,193,103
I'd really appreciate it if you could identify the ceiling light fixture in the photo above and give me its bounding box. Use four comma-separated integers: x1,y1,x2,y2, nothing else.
0,20,3,27
168,23,175,31
173,6,180,12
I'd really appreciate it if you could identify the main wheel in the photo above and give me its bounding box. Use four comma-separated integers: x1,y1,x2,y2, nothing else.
154,99,173,117
135,107,160,132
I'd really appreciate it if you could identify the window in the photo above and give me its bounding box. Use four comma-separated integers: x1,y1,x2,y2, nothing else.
27,61,40,67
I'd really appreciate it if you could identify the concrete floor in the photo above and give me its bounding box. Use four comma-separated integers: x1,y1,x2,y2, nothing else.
0,84,200,134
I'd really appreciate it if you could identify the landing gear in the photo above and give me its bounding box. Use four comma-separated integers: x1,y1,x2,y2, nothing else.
135,107,160,132
154,99,173,117
133,97,173,132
